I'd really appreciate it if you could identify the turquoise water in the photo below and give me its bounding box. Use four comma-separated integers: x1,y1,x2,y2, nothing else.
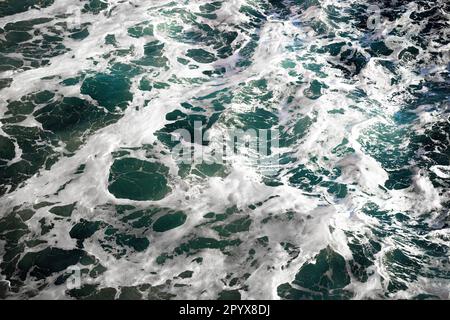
0,0,449,299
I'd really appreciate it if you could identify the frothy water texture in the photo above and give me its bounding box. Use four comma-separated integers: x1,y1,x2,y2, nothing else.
0,0,449,300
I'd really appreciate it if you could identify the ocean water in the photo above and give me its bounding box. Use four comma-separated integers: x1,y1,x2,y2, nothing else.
0,0,449,300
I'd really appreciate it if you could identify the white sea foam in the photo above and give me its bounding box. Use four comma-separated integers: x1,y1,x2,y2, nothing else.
0,0,449,300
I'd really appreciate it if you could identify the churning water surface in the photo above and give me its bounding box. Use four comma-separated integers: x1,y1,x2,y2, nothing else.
0,0,449,300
